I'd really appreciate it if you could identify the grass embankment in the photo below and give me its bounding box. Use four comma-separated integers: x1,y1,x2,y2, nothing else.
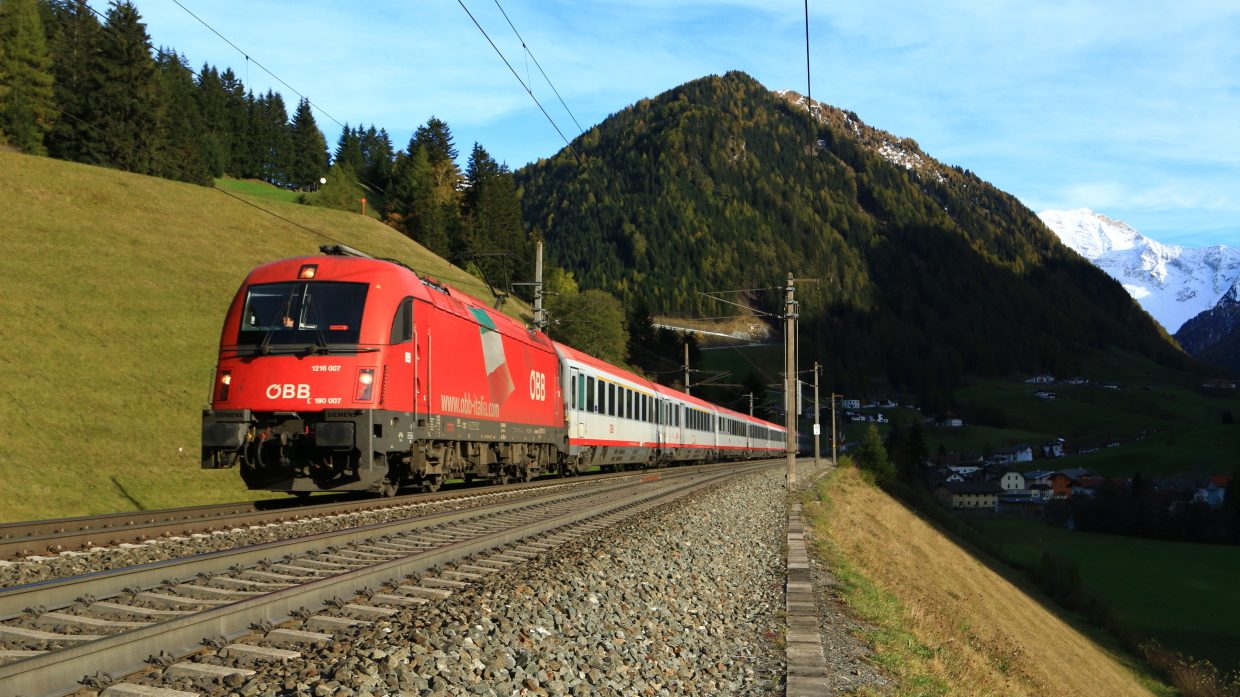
974,518,1240,675
0,151,525,522
803,464,1169,696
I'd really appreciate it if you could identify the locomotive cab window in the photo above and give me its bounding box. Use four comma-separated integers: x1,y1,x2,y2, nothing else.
239,281,368,347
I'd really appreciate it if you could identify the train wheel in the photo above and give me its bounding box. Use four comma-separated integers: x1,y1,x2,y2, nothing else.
421,474,443,493
380,479,398,497
520,465,532,483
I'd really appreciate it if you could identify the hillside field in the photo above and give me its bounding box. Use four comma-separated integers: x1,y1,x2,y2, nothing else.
0,151,524,522
805,465,1167,696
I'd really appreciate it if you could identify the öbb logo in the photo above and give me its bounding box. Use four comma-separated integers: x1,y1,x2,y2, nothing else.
267,384,311,400
529,371,547,401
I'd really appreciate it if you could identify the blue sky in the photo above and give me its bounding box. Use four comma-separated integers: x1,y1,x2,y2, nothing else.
116,0,1240,247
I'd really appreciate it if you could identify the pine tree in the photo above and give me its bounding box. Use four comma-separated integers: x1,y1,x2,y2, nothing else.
333,123,363,173
858,424,895,484
461,143,528,289
153,49,210,184
216,68,249,176
194,63,228,176
94,1,160,173
413,116,457,166
360,124,393,208
44,0,103,162
287,97,327,190
250,90,291,185
0,0,56,154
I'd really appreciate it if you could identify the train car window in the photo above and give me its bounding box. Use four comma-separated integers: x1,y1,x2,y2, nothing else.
627,390,634,419
389,297,414,344
570,375,577,410
239,281,368,347
578,374,586,410
608,383,616,417
587,376,595,412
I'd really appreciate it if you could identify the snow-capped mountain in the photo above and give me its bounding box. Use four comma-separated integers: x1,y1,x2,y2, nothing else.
1038,209,1240,333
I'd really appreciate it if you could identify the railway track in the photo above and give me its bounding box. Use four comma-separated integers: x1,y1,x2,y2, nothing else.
0,469,653,561
0,462,773,696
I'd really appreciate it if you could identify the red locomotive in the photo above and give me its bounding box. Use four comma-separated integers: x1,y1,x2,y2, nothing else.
202,246,785,495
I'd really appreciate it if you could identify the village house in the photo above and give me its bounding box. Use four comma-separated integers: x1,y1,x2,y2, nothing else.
992,445,1034,464
1025,375,1055,384
1024,470,1055,487
840,398,861,410
1034,390,1058,400
1041,438,1065,458
1194,475,1233,508
998,471,1026,491
935,481,1002,510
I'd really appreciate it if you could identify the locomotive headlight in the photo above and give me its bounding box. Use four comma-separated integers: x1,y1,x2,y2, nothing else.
355,369,375,402
217,370,232,402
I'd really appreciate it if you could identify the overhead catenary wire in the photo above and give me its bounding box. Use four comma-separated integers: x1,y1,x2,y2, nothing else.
169,0,342,132
164,1,395,199
455,0,580,160
489,0,585,134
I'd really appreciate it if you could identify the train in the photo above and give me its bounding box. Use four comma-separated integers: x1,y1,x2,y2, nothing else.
201,245,786,496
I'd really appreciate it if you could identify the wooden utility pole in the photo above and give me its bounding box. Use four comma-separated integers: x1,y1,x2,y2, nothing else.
784,272,798,489
813,362,821,467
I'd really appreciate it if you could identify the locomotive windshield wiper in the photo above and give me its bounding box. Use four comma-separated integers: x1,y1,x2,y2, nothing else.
257,285,300,355
300,291,331,354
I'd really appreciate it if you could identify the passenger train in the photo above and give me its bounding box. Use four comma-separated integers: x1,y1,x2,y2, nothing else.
201,245,786,496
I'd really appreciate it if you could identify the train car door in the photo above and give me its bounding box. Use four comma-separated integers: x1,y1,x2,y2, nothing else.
412,300,431,426
569,366,586,439
654,397,664,451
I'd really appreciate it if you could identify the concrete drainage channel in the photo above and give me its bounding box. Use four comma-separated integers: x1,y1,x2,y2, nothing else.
0,464,768,697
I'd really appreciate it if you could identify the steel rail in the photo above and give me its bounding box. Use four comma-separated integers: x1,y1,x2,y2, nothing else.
0,462,774,697
0,461,749,560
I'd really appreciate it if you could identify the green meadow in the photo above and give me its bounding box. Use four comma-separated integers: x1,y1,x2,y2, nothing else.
974,518,1240,675
0,151,524,522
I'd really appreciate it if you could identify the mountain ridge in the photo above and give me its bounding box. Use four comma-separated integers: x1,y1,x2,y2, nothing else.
1038,208,1240,333
515,71,1187,396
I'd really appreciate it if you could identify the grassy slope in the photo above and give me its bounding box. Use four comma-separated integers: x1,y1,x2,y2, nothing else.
807,466,1168,696
0,151,525,522
975,518,1240,674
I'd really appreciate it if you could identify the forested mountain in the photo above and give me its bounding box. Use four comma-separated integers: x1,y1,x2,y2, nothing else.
516,71,1189,398
1175,284,1240,373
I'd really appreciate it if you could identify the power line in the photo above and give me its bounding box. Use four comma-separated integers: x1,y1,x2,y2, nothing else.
164,1,395,200
489,0,585,134
9,80,504,299
169,0,343,131
455,0,579,158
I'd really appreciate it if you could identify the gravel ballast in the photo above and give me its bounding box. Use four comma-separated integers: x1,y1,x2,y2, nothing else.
152,467,790,696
